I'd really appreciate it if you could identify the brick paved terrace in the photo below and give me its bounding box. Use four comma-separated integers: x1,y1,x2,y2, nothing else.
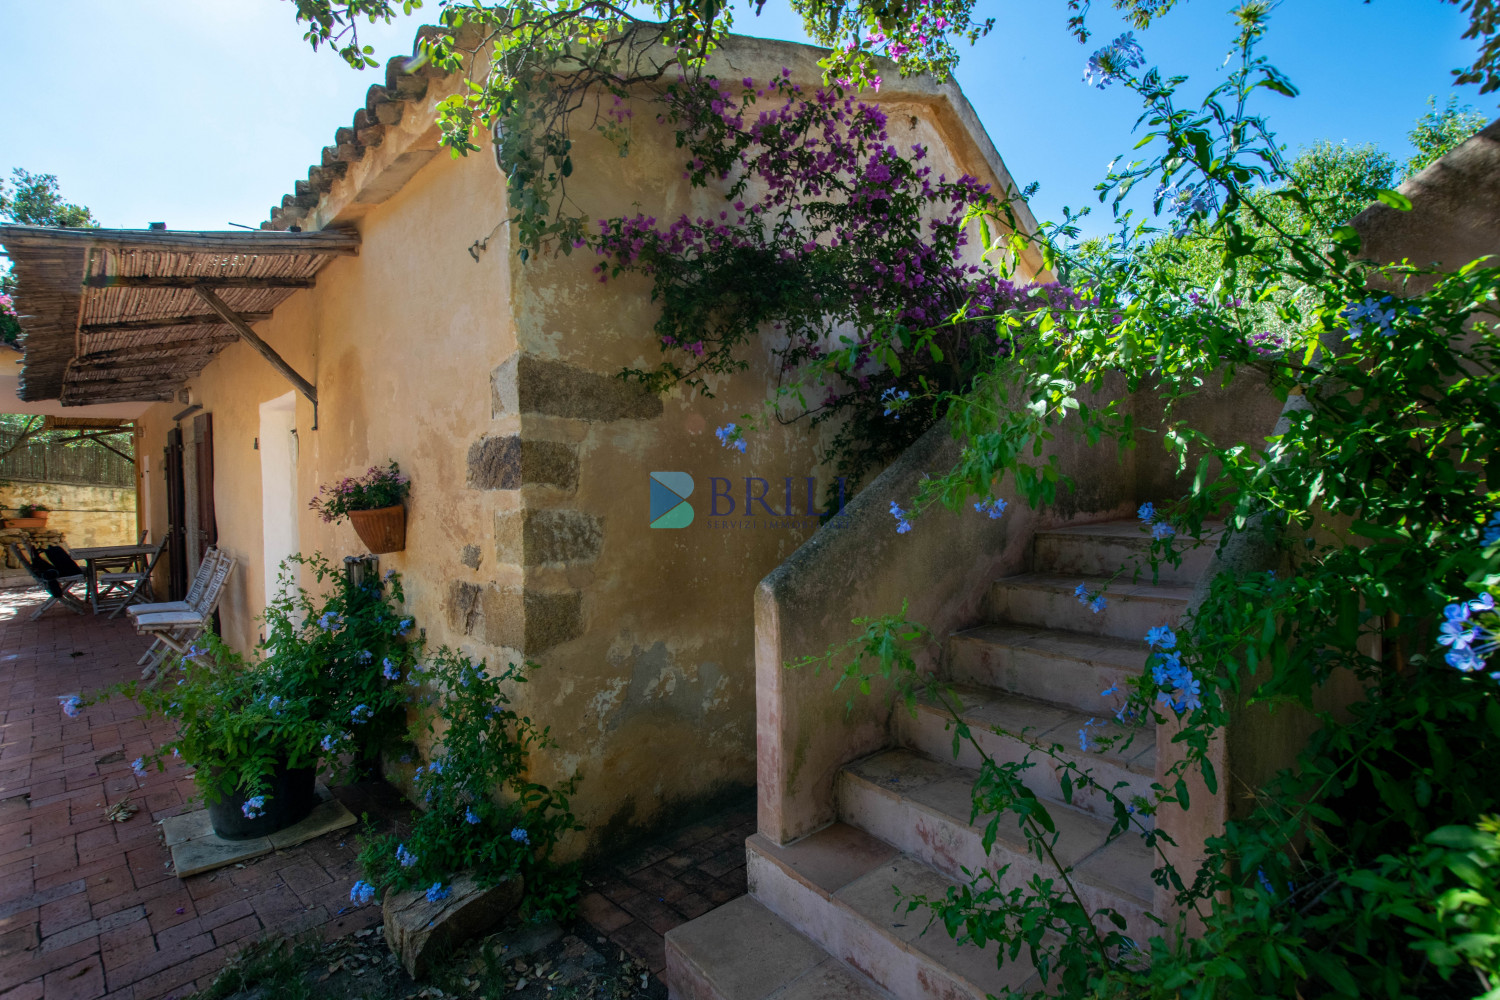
0,586,753,999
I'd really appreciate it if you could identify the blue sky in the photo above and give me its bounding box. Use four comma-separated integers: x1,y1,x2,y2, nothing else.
0,0,1487,234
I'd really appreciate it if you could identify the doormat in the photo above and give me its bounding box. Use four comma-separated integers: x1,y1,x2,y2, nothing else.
162,785,356,878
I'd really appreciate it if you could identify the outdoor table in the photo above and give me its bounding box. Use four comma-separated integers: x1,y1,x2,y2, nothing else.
71,543,154,613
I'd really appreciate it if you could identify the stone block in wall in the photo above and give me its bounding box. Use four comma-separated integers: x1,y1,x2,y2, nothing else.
491,354,663,422
466,435,579,492
494,508,603,566
446,580,483,636
480,585,583,655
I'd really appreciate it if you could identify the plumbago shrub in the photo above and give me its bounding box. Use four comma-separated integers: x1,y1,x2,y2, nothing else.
261,553,419,771
105,631,330,807
353,648,582,921
595,71,1078,491
795,8,1500,1000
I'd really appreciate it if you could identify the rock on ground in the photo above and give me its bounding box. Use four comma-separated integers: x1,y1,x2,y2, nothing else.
383,874,523,979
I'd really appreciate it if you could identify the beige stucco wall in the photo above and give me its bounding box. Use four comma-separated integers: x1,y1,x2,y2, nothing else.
132,38,1038,857
0,482,136,549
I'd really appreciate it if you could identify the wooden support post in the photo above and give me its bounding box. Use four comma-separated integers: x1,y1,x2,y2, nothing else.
193,288,319,425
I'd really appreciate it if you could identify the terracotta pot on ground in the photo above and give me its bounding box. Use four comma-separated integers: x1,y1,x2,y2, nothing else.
348,505,406,554
206,760,318,840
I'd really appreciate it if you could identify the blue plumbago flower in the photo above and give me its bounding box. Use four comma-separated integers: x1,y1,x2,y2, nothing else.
1136,502,1156,523
357,650,373,664
714,423,748,453
1151,521,1175,540
1438,593,1498,677
382,658,400,681
1089,595,1107,614
395,844,418,868
350,704,374,724
425,882,451,903
242,795,267,820
131,757,147,777
1341,297,1399,340
268,696,283,713
399,754,412,764
890,501,912,535
1483,514,1500,547
1074,583,1089,601
881,388,911,419
1257,869,1275,895
59,695,81,718
384,569,397,580
414,766,424,779
510,827,531,846
321,734,339,753
393,617,413,636
465,807,482,825
1152,650,1202,713
973,497,1008,520
1078,717,1100,752
350,880,377,906
1083,31,1145,88
318,611,344,631
1438,619,1479,649
1145,626,1177,650
428,759,443,775
1100,685,1120,698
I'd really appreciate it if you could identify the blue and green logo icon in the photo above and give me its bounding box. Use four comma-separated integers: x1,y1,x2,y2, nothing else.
649,471,695,529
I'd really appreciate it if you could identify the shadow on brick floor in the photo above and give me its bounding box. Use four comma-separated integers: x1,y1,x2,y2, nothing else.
575,796,756,976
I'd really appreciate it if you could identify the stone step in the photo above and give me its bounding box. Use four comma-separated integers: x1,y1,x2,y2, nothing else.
836,748,1156,944
895,685,1155,824
1033,520,1222,587
985,573,1192,641
745,824,1041,1000
666,893,894,1000
945,625,1148,716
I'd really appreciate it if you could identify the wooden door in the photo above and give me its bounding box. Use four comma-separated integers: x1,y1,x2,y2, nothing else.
193,413,217,563
164,428,187,599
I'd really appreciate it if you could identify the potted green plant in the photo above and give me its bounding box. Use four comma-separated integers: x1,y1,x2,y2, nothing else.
113,633,326,839
4,502,50,529
309,461,411,553
99,553,420,839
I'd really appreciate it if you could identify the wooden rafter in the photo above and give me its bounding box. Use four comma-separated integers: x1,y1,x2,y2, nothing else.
80,312,272,335
77,333,241,361
83,275,316,289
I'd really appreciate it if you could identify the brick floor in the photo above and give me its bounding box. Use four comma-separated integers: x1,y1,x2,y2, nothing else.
576,797,755,976
0,587,405,1000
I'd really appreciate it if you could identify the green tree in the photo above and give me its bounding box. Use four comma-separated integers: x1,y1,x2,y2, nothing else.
1404,94,1490,178
1,169,97,346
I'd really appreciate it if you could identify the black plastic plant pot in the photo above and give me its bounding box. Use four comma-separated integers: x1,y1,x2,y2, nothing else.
206,761,318,840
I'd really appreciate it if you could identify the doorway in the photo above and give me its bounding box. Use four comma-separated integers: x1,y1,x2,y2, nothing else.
259,393,299,610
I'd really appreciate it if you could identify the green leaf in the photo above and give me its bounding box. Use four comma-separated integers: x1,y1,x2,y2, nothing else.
1375,189,1413,211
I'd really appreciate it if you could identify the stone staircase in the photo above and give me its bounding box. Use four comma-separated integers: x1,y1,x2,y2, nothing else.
666,520,1217,1000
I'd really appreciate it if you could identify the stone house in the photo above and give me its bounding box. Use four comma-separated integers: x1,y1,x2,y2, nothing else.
0,32,1045,861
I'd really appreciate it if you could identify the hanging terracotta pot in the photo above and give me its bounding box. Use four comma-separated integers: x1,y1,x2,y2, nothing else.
347,505,406,554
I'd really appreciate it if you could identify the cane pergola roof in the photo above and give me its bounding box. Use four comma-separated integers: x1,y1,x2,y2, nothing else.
0,226,359,406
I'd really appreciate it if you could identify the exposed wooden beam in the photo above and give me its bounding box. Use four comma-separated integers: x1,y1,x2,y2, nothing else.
70,355,217,373
0,224,360,256
78,333,240,361
80,312,272,334
194,288,318,408
83,275,315,289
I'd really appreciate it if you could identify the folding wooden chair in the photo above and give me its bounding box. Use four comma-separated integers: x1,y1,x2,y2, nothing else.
7,543,89,620
129,547,219,665
134,553,236,676
96,539,168,618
